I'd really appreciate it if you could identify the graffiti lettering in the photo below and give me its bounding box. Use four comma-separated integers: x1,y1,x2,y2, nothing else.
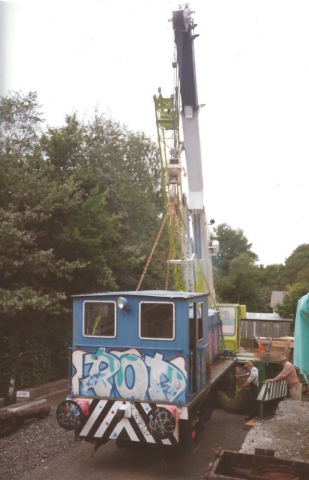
145,353,186,402
79,348,121,397
72,348,187,402
133,412,150,437
56,401,82,431
147,407,176,439
113,352,148,399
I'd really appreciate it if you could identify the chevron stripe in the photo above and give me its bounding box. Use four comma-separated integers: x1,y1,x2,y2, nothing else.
110,418,140,442
76,399,179,445
134,403,158,444
93,400,123,437
79,400,107,437
100,402,154,443
140,403,178,445
128,417,148,443
140,403,167,444
101,406,137,440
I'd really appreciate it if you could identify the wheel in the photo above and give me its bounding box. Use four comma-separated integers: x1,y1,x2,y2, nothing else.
217,366,250,414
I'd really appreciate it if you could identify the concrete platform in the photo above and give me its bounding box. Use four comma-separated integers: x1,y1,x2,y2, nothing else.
240,398,309,463
16,379,69,402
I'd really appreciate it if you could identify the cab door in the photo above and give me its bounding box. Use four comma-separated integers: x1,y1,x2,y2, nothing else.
196,301,207,389
189,302,207,393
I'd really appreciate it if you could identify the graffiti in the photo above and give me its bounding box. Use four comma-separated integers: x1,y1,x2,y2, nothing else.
113,351,148,399
72,348,187,402
147,407,176,439
56,400,82,431
79,348,121,397
133,411,150,437
146,353,186,402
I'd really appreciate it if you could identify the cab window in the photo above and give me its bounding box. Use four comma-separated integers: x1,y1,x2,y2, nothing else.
189,302,204,343
197,302,204,341
84,301,116,337
219,306,236,336
140,302,174,340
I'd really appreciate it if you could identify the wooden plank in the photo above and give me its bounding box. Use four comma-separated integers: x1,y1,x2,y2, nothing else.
244,418,259,430
258,340,290,348
260,352,288,360
0,404,51,421
0,405,51,438
7,399,47,412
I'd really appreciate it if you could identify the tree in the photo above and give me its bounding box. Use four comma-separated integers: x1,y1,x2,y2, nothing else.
275,283,309,319
42,112,167,291
0,92,168,397
215,253,269,311
281,244,309,286
0,90,43,159
272,245,309,320
212,223,258,273
210,224,270,310
0,92,89,316
258,263,285,291
0,93,94,395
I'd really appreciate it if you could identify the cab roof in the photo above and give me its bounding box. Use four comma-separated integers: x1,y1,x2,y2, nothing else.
72,290,208,299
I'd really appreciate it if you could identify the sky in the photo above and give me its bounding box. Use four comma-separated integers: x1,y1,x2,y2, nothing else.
2,0,309,266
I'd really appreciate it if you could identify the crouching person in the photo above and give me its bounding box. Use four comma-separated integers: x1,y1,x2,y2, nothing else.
236,360,259,420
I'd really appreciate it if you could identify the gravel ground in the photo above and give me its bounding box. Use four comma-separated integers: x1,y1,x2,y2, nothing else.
2,394,309,480
241,398,309,462
0,393,81,480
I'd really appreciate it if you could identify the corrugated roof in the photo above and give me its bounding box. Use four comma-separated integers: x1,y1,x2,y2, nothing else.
245,312,292,322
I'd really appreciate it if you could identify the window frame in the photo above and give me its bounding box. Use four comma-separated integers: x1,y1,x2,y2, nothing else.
219,306,236,337
139,301,175,341
83,300,117,338
197,302,204,341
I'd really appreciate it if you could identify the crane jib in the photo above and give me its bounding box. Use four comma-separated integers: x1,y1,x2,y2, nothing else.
173,9,199,114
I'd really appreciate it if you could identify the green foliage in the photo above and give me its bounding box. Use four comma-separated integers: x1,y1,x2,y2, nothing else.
0,92,167,399
211,224,269,311
215,253,270,311
4,90,307,401
0,94,86,317
258,263,285,291
211,224,309,315
275,283,309,319
281,244,309,285
0,90,43,158
42,111,166,291
272,245,309,319
0,313,70,397
212,223,258,273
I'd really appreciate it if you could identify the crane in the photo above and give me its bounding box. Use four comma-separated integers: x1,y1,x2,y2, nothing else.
153,5,218,304
56,5,248,452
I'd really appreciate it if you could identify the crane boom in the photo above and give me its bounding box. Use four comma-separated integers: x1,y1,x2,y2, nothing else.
153,5,217,301
172,5,216,301
173,6,204,211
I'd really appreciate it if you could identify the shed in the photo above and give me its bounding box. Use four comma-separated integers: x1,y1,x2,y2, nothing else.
240,312,293,338
270,291,286,312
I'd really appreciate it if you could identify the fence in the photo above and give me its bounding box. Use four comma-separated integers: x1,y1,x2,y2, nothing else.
240,312,293,339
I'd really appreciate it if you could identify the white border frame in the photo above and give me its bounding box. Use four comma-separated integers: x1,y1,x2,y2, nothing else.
83,300,117,338
219,306,237,337
197,301,204,341
139,301,175,341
